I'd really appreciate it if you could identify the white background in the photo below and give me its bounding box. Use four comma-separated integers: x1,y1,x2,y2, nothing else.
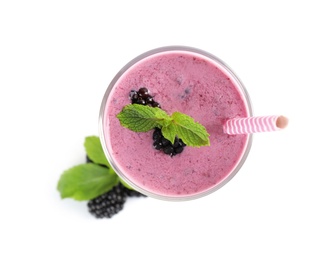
1,1,328,259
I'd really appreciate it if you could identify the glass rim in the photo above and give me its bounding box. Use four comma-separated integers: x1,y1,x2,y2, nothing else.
99,45,253,201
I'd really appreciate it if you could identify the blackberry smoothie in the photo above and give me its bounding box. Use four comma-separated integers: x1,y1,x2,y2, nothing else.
100,46,252,200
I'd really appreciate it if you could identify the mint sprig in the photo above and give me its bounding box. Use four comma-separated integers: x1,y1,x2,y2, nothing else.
57,136,134,201
116,104,210,147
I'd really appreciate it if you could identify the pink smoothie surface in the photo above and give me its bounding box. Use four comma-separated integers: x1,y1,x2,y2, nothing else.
102,50,250,198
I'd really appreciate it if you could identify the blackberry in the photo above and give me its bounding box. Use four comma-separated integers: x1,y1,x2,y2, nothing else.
87,184,127,219
129,87,161,107
152,128,186,157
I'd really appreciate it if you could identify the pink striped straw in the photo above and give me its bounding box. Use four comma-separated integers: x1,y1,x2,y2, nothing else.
223,115,288,135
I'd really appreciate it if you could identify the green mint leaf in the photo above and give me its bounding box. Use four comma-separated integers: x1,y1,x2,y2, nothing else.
84,136,110,167
171,112,210,147
57,163,119,201
161,123,177,144
116,104,171,132
116,104,210,147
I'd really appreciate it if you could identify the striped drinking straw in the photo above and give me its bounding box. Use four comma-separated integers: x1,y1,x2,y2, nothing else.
223,115,289,135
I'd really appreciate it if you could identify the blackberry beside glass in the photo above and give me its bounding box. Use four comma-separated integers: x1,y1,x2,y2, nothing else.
87,184,127,219
85,156,146,219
